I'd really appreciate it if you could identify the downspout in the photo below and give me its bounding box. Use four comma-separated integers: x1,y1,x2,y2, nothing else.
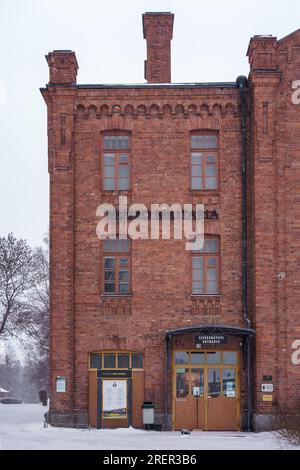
165,333,170,430
237,75,250,329
236,75,253,431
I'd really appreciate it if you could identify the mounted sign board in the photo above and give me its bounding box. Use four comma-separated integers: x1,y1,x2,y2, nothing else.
103,380,127,419
261,384,274,393
56,377,66,393
263,375,273,382
98,369,132,378
195,335,229,346
263,395,273,402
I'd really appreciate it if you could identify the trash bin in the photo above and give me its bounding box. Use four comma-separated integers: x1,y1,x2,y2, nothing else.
39,390,48,406
142,401,155,426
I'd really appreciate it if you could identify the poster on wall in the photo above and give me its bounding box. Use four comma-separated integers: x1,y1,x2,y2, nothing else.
56,377,66,393
103,380,127,418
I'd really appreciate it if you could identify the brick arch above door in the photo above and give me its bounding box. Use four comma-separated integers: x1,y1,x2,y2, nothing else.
86,335,145,353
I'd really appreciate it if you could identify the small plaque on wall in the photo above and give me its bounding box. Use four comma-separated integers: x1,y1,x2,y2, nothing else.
263,375,273,382
263,395,273,402
261,384,274,393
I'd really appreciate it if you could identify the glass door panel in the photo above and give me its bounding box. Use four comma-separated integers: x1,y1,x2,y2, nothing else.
191,368,204,398
208,368,221,398
176,368,189,398
222,368,236,398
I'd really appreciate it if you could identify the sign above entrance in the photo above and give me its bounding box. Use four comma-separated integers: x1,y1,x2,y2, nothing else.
97,370,132,378
195,335,229,346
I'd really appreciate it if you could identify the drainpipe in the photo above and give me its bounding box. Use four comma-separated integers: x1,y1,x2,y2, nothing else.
236,75,250,329
236,75,252,432
165,334,170,430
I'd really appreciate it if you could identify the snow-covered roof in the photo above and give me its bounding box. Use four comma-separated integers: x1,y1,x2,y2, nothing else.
0,387,9,393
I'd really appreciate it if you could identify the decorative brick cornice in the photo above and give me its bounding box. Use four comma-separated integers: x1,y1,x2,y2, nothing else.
75,102,239,120
86,336,145,353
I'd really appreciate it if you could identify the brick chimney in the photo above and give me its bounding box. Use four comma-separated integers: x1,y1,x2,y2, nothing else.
143,12,174,83
46,50,78,85
247,35,278,72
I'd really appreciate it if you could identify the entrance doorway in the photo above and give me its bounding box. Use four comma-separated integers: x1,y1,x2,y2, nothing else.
88,351,144,428
173,350,240,431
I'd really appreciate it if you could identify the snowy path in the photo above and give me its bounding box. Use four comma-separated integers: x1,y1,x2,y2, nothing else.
0,404,296,450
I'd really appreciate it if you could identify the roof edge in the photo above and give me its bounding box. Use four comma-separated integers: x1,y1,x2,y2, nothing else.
278,27,300,43
75,82,237,89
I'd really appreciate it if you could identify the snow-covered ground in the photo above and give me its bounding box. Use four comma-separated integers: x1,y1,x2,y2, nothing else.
0,403,297,450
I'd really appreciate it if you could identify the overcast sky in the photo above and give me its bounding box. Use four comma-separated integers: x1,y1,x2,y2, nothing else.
0,0,300,247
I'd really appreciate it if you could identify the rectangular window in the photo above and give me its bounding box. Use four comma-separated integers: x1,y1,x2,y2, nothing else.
191,133,218,190
131,353,143,369
104,353,116,369
192,237,220,295
207,351,221,365
223,351,237,365
90,352,144,370
103,134,130,191
118,353,130,369
104,135,130,150
90,353,102,369
174,352,189,365
103,239,130,294
191,352,205,365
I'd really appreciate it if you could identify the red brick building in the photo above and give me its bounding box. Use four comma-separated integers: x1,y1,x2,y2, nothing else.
41,12,300,431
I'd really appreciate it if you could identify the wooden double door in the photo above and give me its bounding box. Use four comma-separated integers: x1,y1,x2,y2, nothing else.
174,350,240,431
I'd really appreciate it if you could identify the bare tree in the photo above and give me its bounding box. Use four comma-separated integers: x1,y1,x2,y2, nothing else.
0,234,50,401
23,236,49,356
0,233,39,340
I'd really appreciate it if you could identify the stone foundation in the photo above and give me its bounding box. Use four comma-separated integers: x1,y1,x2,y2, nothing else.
49,411,88,428
252,414,278,432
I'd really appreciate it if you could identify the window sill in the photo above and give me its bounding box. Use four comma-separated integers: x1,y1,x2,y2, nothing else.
190,294,221,299
101,190,131,195
190,190,220,195
101,293,132,298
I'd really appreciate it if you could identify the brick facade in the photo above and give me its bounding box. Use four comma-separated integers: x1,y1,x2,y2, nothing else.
41,13,300,431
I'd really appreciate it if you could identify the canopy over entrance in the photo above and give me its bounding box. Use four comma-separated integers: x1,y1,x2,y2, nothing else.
166,324,255,339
